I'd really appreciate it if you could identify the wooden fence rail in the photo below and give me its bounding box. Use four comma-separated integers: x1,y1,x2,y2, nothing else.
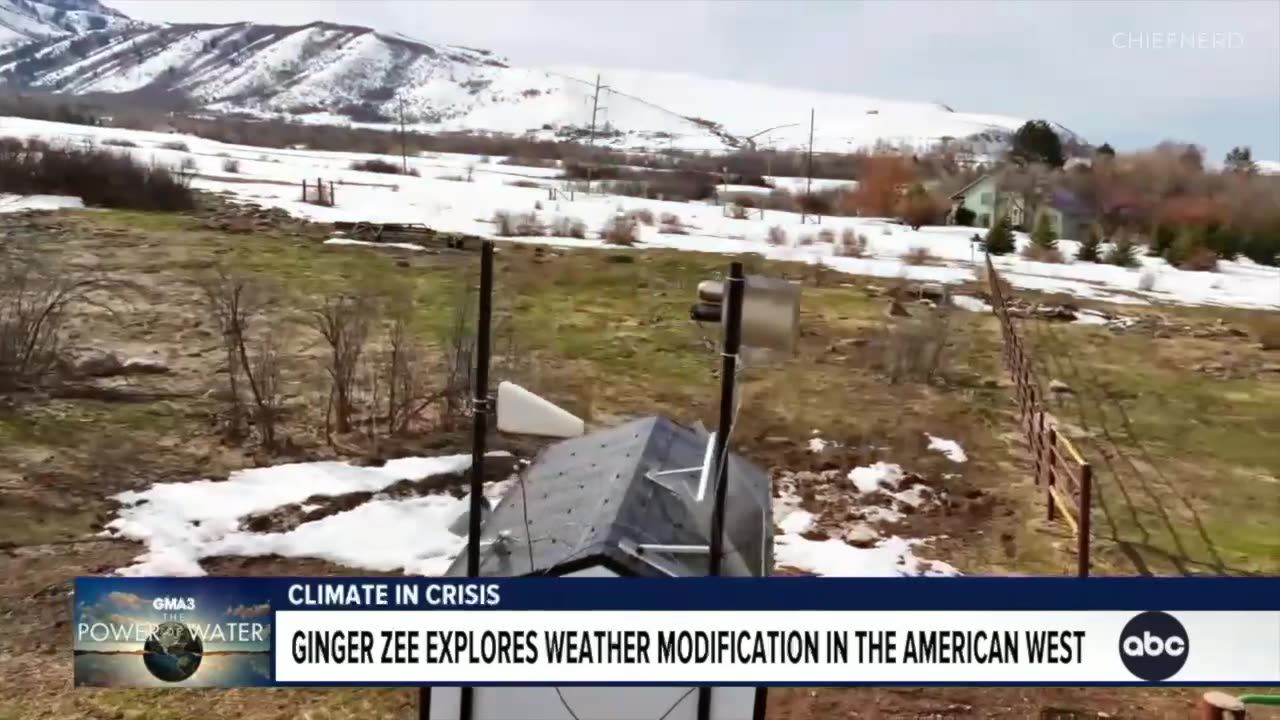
986,254,1093,577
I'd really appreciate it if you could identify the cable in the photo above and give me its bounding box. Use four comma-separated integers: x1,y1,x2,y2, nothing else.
554,687,583,720
657,688,699,720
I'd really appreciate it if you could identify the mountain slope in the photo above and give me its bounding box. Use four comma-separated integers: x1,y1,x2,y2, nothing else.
0,18,1080,153
0,0,129,47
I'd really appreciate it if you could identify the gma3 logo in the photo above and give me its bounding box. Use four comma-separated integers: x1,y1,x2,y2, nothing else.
152,597,196,612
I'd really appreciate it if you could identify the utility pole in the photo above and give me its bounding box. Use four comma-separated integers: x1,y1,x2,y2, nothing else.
803,108,815,223
398,95,408,175
586,74,608,193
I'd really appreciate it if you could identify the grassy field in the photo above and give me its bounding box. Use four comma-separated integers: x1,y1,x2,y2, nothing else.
0,205,1277,718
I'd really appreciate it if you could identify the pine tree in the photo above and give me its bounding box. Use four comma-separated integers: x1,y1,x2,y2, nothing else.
1104,235,1140,267
1010,120,1066,168
1077,224,1103,262
983,215,1016,255
1224,146,1257,174
1030,213,1058,249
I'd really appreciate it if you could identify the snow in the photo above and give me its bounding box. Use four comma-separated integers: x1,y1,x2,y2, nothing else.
1073,309,1110,325
775,534,958,577
777,509,816,535
807,437,829,453
105,453,509,576
848,462,906,494
325,237,426,252
3,115,1276,311
951,295,993,314
0,193,84,212
925,434,967,463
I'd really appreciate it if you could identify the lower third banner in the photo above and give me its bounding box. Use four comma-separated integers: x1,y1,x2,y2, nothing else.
72,577,1280,688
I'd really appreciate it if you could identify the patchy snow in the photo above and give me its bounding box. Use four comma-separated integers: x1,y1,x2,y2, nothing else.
925,434,968,463
3,115,1275,311
807,437,830,453
775,534,958,577
848,462,906,494
1073,309,1110,325
777,509,816,535
951,294,993,314
325,237,427,252
105,453,509,576
0,193,84,212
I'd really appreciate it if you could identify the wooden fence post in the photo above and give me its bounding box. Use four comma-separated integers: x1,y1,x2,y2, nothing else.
1045,427,1058,520
1077,463,1092,578
302,179,308,201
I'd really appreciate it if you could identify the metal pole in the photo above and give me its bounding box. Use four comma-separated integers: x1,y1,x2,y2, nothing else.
587,74,603,194
803,109,815,223
698,261,745,720
453,240,494,720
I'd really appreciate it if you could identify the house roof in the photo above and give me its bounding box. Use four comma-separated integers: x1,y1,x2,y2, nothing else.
445,416,774,578
950,173,993,199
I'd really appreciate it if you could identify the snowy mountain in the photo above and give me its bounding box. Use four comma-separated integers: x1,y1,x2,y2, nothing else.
0,0,129,47
0,15,1081,153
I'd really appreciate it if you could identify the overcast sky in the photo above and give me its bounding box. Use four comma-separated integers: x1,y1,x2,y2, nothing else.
108,0,1280,162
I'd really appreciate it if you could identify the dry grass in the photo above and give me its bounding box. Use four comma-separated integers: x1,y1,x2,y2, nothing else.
903,246,940,266
766,225,788,246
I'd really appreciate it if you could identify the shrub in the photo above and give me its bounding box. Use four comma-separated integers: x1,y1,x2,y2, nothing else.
728,204,750,220
626,208,655,225
833,229,868,257
817,228,836,244
895,183,943,230
659,212,681,225
103,138,137,147
1021,244,1065,263
601,216,639,246
953,205,976,227
1029,214,1058,250
766,226,788,246
0,138,194,211
983,216,1016,255
903,246,938,265
508,179,541,188
1179,246,1219,272
222,157,240,173
797,233,815,246
1104,235,1140,267
876,309,953,384
161,140,189,151
350,158,419,176
1077,224,1103,262
492,210,545,237
549,216,587,238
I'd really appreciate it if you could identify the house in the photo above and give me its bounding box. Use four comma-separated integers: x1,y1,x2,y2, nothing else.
428,416,772,719
948,173,1093,239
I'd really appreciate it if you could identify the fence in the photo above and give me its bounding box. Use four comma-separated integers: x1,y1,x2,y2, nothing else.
986,254,1094,577
301,178,335,207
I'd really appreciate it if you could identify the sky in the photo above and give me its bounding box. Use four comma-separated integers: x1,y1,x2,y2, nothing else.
107,0,1280,162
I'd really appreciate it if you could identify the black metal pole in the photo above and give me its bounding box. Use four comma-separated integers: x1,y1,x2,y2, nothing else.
697,261,745,720
459,240,494,720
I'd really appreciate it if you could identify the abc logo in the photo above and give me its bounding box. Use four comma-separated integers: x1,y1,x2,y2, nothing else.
1118,611,1188,681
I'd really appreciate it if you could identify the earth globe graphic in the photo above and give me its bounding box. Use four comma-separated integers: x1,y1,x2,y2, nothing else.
143,622,203,682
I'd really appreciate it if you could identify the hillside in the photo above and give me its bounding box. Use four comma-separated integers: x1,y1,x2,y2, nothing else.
0,0,128,47
0,16,1081,153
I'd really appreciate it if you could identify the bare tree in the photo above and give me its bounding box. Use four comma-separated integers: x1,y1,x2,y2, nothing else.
197,269,284,449
0,242,120,394
311,293,375,436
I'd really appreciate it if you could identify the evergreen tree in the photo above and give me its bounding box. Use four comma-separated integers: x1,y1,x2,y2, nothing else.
953,205,976,227
1104,235,1140,267
1077,224,1103,262
1224,146,1257,174
1030,213,1058,249
1166,225,1205,266
1149,223,1177,257
1010,120,1065,168
1095,142,1116,158
983,215,1016,255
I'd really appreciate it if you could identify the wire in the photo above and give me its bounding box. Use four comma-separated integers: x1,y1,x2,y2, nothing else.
656,688,699,720
554,687,583,720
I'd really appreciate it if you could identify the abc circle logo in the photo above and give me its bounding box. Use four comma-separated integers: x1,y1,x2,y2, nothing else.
1119,611,1189,681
